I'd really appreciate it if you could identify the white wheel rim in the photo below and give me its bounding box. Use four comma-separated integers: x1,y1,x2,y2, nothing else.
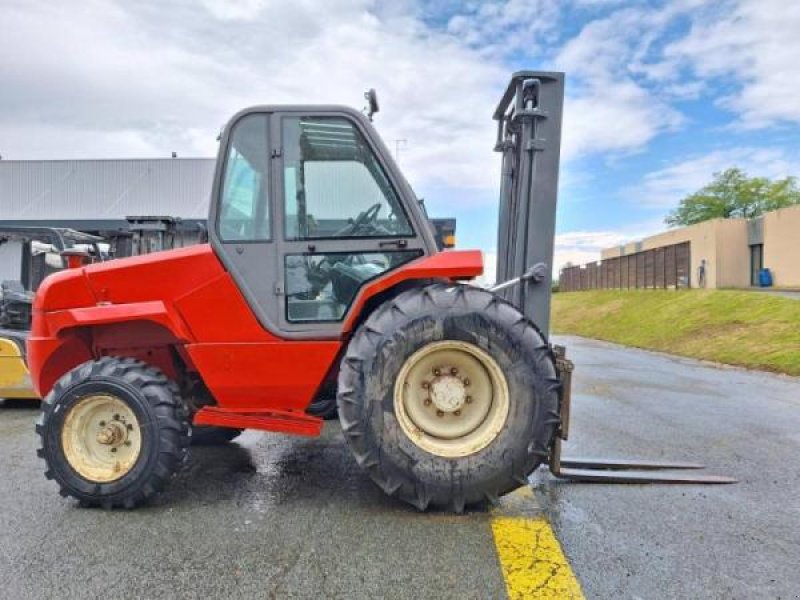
393,341,510,458
61,394,142,483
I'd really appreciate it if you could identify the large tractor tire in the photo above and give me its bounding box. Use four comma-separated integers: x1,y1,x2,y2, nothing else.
337,283,560,512
36,357,190,509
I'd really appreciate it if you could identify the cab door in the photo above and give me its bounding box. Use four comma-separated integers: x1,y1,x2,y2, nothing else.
271,110,430,337
208,110,284,335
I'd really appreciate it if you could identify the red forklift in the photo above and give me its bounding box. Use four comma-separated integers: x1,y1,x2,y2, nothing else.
31,72,732,511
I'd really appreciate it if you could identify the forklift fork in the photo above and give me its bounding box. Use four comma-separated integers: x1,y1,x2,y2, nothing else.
548,347,737,484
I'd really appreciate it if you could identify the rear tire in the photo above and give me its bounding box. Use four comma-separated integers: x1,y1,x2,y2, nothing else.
306,396,339,420
337,283,560,512
36,357,190,509
190,425,243,445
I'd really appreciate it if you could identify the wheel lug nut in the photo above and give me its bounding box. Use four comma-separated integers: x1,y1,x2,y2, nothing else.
421,381,430,390
424,398,432,406
113,414,120,421
463,378,470,386
126,423,133,431
436,410,444,417
450,367,458,375
465,396,473,404
454,410,461,416
99,420,106,427
433,368,441,376
124,441,131,446
111,447,118,453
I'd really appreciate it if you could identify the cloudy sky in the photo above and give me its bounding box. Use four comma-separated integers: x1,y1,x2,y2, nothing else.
2,0,800,278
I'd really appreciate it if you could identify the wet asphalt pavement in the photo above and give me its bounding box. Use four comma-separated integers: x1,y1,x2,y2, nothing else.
1,335,799,599
536,336,800,600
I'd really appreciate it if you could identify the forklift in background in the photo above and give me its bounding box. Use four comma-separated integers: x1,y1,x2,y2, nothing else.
0,227,105,400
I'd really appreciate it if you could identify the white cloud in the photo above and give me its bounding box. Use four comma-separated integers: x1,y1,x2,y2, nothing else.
665,0,800,127
554,5,688,161
553,220,665,271
554,230,629,270
475,251,498,287
633,148,800,208
0,0,506,191
446,0,560,56
0,0,709,200
199,0,268,21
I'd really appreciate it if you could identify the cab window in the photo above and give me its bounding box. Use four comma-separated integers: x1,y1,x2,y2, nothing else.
285,250,421,322
282,117,413,240
219,114,270,241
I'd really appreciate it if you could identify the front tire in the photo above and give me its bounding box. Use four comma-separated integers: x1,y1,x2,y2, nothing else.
337,283,560,512
36,357,190,509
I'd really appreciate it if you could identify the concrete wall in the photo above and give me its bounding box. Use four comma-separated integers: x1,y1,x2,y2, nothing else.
763,204,800,288
599,205,799,289
601,241,640,260
715,218,751,289
600,218,751,289
640,219,723,288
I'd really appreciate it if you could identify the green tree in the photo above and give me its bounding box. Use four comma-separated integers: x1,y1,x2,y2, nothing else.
666,167,800,227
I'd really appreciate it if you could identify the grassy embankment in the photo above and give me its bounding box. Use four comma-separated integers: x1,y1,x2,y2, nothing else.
552,289,800,376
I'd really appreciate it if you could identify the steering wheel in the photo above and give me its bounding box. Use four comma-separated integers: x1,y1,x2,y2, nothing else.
352,203,382,230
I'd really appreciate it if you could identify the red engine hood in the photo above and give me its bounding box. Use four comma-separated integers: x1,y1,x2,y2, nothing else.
34,244,225,312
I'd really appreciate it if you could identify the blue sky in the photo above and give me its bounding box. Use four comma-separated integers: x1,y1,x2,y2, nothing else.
2,0,799,281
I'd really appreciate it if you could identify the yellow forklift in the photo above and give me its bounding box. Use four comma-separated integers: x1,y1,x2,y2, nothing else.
0,227,105,400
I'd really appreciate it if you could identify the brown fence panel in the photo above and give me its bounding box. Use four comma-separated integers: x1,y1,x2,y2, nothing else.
676,242,690,288
644,250,653,288
620,256,628,289
655,248,665,288
628,255,636,288
608,258,616,289
558,241,692,292
664,245,677,288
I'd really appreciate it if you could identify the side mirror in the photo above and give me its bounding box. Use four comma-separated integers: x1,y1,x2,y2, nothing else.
364,89,380,121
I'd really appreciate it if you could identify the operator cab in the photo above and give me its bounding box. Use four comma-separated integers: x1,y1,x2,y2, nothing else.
210,106,439,337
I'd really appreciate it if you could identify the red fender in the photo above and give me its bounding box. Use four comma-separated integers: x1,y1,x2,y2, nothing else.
45,301,192,341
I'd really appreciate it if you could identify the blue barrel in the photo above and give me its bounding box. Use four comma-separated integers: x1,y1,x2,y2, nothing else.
759,268,773,287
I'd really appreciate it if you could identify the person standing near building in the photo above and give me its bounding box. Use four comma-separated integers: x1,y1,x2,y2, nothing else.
698,259,707,288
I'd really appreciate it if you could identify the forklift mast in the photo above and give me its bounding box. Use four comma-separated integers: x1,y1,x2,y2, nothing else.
494,72,564,337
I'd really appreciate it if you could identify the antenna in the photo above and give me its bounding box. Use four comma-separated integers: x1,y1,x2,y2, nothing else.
363,88,380,121
393,139,408,162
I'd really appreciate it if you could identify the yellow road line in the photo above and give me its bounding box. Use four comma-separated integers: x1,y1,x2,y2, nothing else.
490,487,585,599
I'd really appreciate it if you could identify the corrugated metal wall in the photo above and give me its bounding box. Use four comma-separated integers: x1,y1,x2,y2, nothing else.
0,241,23,283
0,159,215,219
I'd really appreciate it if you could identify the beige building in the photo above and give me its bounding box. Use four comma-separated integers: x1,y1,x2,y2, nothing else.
601,204,800,289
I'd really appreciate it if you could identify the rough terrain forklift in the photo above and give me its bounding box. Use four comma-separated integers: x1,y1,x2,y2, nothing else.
31,71,732,511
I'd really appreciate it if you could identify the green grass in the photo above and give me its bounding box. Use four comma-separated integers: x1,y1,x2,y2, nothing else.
552,290,800,376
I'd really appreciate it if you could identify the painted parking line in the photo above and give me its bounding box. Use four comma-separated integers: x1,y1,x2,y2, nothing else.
491,487,584,599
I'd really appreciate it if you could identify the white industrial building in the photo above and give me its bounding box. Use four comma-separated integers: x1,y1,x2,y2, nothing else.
0,157,215,224
0,158,216,285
